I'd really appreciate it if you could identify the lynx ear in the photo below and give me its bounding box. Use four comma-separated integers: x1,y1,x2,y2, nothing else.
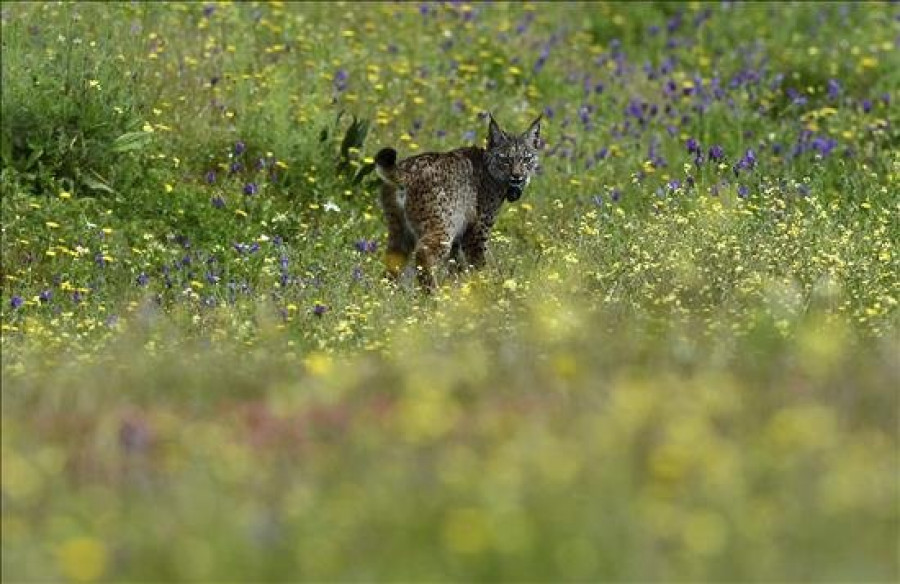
523,115,542,148
487,113,507,148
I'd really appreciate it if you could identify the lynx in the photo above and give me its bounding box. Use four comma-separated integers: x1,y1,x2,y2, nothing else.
374,114,542,292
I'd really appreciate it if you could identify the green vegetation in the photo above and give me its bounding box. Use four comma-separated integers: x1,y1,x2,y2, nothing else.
2,2,898,581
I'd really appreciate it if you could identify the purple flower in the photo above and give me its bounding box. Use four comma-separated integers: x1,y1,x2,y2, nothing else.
333,69,348,92
737,184,749,198
686,137,700,155
355,239,378,254
462,130,476,142
234,141,246,156
811,136,838,157
203,4,215,17
211,195,226,209
72,291,82,304
243,183,258,196
734,148,757,175
312,303,329,317
205,170,216,184
861,99,873,114
137,273,149,286
708,144,725,162
230,161,244,174
39,290,52,303
10,295,23,309
610,188,621,202
827,78,841,101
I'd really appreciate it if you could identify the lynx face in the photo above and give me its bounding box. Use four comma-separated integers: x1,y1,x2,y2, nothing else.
484,116,541,202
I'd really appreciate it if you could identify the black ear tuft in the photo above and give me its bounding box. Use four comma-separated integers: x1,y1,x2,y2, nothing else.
488,113,506,148
523,115,542,148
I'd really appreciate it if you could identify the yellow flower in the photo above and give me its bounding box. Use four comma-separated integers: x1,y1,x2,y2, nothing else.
56,537,108,582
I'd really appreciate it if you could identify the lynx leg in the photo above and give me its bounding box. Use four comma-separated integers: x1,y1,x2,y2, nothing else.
447,240,467,277
414,230,453,293
380,185,414,281
460,223,491,270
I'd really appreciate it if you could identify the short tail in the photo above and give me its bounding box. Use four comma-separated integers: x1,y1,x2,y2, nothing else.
374,147,400,185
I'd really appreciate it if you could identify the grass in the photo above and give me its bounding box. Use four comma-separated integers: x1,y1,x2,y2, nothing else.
1,1,899,582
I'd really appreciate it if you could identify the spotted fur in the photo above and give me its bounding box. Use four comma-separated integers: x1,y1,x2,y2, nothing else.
374,114,542,292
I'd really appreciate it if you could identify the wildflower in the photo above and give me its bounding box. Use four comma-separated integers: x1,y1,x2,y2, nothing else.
734,148,757,176
686,137,700,155
811,136,838,157
355,239,378,254
333,69,348,92
203,4,215,17
243,183,258,195
205,170,216,184
737,184,750,198
72,291,82,304
312,303,329,317
10,295,23,309
39,290,52,303
211,195,226,209
234,141,246,155
230,161,243,174
708,144,725,162
827,78,841,101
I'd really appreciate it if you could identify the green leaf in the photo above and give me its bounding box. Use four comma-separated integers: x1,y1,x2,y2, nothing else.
110,131,152,153
80,170,115,194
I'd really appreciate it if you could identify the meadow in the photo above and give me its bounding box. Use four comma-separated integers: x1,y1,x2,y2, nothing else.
1,1,899,581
